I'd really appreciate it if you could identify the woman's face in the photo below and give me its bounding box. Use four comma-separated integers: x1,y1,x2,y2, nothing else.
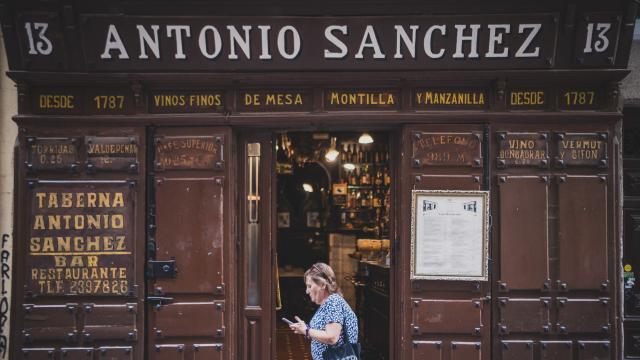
305,276,328,305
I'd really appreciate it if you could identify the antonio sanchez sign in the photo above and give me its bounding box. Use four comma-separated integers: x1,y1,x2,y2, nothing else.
16,13,613,71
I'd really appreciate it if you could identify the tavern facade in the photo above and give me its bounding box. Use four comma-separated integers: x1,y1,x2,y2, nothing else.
0,1,637,360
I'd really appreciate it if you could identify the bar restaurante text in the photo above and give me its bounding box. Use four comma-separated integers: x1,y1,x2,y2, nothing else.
74,15,575,70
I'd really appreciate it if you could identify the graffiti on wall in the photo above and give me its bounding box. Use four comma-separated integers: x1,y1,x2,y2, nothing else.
0,233,9,359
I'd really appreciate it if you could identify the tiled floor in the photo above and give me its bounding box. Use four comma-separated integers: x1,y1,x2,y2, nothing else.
275,323,312,360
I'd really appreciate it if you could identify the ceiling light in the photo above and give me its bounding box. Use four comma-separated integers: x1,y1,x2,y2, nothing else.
343,163,356,171
303,183,314,192
358,132,374,144
324,137,339,162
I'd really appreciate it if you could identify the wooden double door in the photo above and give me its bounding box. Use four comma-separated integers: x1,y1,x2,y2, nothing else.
146,122,615,360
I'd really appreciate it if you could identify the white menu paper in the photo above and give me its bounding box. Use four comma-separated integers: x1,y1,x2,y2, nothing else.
411,191,488,280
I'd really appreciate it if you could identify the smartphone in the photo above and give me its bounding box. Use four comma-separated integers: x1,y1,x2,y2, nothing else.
281,317,294,325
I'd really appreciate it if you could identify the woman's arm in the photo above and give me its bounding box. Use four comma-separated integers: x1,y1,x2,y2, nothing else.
289,317,342,345
309,322,342,345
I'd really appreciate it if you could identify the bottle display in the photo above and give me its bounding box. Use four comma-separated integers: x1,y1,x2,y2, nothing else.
332,139,391,238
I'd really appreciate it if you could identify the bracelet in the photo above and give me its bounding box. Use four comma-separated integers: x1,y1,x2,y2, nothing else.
305,325,310,339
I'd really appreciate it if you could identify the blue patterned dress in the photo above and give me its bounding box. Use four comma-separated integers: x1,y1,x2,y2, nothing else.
308,293,358,360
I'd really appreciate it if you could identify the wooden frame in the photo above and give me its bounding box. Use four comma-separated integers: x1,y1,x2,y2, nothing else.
410,190,489,281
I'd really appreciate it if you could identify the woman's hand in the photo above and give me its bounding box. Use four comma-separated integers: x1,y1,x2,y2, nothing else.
289,316,307,335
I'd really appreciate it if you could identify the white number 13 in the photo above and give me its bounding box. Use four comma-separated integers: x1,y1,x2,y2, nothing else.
25,22,53,55
584,23,612,54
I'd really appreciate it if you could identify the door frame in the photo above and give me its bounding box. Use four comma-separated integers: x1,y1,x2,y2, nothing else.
237,131,276,360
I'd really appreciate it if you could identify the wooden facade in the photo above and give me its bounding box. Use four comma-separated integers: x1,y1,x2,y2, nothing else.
1,0,637,359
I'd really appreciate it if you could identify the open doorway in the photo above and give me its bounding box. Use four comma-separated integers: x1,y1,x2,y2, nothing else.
274,131,392,360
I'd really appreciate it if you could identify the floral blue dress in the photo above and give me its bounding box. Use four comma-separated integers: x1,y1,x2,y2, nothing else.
308,293,358,360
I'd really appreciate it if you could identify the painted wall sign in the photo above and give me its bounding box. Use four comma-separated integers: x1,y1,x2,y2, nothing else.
85,136,139,172
412,132,482,167
25,181,135,296
507,89,547,110
149,91,225,113
154,135,224,170
325,89,399,110
412,88,488,110
21,14,575,71
237,89,312,112
556,132,608,167
32,88,83,115
496,132,549,168
559,88,603,110
26,137,79,172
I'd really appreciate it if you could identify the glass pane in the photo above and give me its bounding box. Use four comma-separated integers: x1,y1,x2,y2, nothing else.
247,143,260,306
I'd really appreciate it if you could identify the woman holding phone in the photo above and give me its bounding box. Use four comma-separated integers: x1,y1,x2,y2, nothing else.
288,262,359,360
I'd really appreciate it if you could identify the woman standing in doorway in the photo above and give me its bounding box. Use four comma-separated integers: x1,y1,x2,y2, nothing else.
289,262,359,360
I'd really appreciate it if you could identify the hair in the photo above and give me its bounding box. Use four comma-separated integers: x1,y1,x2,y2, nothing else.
304,262,342,296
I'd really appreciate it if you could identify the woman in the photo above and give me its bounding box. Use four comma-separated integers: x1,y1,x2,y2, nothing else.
289,262,359,360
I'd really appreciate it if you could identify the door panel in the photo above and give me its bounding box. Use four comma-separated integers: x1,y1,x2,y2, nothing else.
412,299,483,335
60,348,94,360
540,341,572,359
192,344,225,360
413,341,443,359
497,298,550,334
154,302,225,338
450,342,482,360
498,176,549,291
22,304,78,342
401,125,490,360
577,341,610,360
557,176,608,290
415,174,482,190
556,298,609,334
83,303,138,341
154,177,225,294
500,341,534,360
147,127,233,360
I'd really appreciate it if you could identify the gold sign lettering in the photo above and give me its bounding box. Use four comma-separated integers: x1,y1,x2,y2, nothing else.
153,94,222,108
496,133,548,167
244,92,304,106
415,91,485,106
329,92,396,106
556,133,607,166
155,136,222,170
28,138,79,171
509,91,545,106
93,95,124,110
412,132,481,167
27,185,133,296
38,94,75,109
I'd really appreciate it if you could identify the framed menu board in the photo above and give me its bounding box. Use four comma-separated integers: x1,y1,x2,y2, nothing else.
410,190,489,281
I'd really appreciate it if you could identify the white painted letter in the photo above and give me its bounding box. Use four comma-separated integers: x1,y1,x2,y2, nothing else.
394,25,418,59
515,24,541,58
227,25,252,60
453,24,480,58
277,25,301,59
137,25,160,59
100,24,129,60
198,25,222,59
486,24,510,58
167,25,191,59
258,25,272,60
355,25,386,59
324,25,348,59
424,25,446,59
